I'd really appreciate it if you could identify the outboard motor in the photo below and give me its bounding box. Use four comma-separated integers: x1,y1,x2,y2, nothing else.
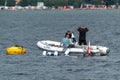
99,47,109,55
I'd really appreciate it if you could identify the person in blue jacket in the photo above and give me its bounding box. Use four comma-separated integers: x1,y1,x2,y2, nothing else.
61,31,75,48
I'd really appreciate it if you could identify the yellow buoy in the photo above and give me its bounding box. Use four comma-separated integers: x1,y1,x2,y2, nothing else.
6,45,26,55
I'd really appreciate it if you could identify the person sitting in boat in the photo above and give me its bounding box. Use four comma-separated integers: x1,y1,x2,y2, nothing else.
61,31,75,48
77,26,89,45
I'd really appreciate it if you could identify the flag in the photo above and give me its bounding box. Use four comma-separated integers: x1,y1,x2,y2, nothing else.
15,0,21,4
87,41,91,56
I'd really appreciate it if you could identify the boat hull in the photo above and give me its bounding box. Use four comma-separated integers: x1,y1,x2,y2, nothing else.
37,40,110,56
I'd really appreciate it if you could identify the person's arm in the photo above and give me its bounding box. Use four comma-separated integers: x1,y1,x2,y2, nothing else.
69,39,73,44
77,27,81,31
59,42,62,47
85,28,89,32
59,39,63,47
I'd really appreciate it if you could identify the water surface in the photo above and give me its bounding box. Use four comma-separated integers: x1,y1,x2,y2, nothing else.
0,9,120,80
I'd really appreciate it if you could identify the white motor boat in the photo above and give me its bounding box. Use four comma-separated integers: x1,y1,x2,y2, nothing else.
37,40,110,56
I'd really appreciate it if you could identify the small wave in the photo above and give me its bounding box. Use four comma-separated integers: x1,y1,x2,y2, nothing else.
115,60,120,65
12,72,35,76
66,68,91,72
114,32,120,36
74,68,91,72
13,72,28,75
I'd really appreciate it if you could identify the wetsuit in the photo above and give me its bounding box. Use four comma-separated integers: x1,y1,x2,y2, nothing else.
77,27,88,45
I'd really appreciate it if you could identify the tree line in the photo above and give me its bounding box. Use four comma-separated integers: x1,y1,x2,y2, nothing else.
0,0,119,8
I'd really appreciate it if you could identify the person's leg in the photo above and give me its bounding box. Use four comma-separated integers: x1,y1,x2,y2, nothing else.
79,40,82,45
68,44,75,48
78,38,80,45
83,40,87,45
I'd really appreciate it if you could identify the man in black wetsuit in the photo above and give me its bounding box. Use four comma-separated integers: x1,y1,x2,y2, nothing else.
77,26,89,45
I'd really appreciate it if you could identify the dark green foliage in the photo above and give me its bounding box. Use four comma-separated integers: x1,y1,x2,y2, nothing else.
0,0,5,6
0,0,119,7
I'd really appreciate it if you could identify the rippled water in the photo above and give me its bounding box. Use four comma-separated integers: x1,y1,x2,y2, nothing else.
0,10,120,80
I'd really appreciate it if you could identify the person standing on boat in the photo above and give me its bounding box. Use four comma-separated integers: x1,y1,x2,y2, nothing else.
77,26,89,45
